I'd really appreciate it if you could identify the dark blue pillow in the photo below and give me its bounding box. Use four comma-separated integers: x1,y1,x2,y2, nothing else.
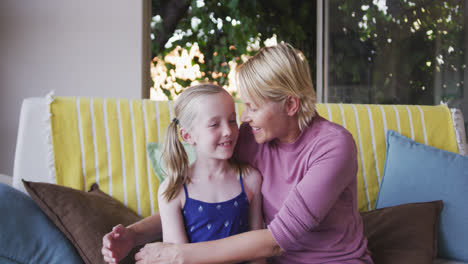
0,183,83,264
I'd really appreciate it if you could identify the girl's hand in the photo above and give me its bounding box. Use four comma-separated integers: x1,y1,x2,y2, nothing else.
135,242,183,264
102,224,136,263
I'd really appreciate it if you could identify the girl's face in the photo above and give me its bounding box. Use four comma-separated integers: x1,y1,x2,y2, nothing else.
240,95,290,144
188,92,239,160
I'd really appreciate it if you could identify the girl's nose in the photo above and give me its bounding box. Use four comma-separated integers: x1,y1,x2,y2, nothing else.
224,123,233,136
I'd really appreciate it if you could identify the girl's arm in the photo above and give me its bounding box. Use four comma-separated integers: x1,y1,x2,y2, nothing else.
135,229,282,264
158,180,189,244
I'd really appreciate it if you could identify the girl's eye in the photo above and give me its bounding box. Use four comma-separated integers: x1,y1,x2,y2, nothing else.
229,119,237,124
210,123,218,127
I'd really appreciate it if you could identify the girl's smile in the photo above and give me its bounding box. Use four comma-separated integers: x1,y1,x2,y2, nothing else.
218,140,234,148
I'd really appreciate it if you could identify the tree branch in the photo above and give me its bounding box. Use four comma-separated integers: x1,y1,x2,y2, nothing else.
152,0,191,56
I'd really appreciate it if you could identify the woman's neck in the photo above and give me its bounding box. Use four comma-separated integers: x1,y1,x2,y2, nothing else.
277,116,301,143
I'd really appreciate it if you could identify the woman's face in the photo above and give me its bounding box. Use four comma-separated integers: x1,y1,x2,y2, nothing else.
240,95,290,144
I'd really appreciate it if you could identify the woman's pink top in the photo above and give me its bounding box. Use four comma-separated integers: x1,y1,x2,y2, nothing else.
235,114,373,264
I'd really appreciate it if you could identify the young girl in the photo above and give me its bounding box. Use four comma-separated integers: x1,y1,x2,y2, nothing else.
157,84,264,263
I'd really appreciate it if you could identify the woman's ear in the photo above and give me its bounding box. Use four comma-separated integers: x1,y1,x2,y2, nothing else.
180,128,195,145
285,96,300,117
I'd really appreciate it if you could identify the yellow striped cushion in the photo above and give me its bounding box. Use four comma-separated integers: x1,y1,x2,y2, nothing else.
51,97,170,217
50,97,459,216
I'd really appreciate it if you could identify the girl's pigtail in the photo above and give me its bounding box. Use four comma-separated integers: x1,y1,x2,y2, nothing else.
161,121,190,201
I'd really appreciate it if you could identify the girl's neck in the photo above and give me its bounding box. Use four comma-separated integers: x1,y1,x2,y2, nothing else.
190,159,233,180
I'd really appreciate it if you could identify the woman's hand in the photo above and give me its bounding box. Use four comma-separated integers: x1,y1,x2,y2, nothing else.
135,242,183,264
101,224,136,263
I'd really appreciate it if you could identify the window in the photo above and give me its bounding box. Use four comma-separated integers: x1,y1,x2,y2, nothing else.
317,0,467,137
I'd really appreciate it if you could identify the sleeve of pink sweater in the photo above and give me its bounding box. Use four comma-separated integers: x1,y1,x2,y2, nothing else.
267,131,358,251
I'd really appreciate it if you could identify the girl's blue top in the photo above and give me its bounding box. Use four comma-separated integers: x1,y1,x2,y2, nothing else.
182,172,250,244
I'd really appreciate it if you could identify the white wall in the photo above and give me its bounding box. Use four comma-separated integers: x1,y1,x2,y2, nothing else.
0,0,149,176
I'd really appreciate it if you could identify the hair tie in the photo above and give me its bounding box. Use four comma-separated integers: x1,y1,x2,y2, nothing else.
172,118,179,125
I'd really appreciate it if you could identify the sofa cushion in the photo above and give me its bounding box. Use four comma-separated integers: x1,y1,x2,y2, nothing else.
0,183,83,264
362,200,442,264
376,130,468,261
23,180,142,264
50,97,166,218
315,104,459,212
49,97,459,217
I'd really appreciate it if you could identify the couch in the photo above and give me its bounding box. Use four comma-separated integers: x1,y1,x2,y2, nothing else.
2,94,467,264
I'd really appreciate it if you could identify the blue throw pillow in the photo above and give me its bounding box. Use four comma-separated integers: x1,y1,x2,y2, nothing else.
0,183,83,264
375,130,468,261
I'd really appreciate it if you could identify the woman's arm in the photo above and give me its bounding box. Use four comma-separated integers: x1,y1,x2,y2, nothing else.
245,167,264,231
135,229,282,264
102,212,162,263
267,132,358,251
128,213,163,245
158,180,189,244
244,167,266,264
104,181,189,263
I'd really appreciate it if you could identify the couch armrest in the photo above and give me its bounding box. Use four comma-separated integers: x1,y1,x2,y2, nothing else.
451,108,467,155
12,97,52,193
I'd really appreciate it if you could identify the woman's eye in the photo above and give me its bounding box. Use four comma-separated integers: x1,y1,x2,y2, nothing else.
210,123,218,127
247,105,257,112
229,119,237,124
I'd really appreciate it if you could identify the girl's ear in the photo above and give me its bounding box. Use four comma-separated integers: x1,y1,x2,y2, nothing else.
180,128,195,145
284,96,300,116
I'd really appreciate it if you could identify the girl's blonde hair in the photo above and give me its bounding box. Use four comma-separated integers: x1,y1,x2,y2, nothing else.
162,83,244,201
235,42,317,130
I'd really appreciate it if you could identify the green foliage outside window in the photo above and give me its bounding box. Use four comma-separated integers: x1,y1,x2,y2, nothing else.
151,0,465,108
150,0,316,100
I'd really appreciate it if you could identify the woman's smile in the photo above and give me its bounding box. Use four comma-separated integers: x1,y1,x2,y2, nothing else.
251,126,262,135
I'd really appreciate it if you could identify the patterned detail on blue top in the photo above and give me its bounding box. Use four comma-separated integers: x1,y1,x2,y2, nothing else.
182,173,250,244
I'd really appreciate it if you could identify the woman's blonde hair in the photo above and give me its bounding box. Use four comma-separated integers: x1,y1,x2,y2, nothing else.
161,83,245,201
235,42,317,130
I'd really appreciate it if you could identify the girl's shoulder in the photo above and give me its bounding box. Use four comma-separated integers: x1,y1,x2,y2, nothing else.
157,179,185,208
157,178,170,196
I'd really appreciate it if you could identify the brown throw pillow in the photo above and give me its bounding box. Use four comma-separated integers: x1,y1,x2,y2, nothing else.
23,180,142,264
361,200,443,264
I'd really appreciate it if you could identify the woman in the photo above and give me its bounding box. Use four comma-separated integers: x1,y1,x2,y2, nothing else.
102,43,373,264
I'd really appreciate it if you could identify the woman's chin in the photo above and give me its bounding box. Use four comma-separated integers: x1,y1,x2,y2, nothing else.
253,134,268,144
